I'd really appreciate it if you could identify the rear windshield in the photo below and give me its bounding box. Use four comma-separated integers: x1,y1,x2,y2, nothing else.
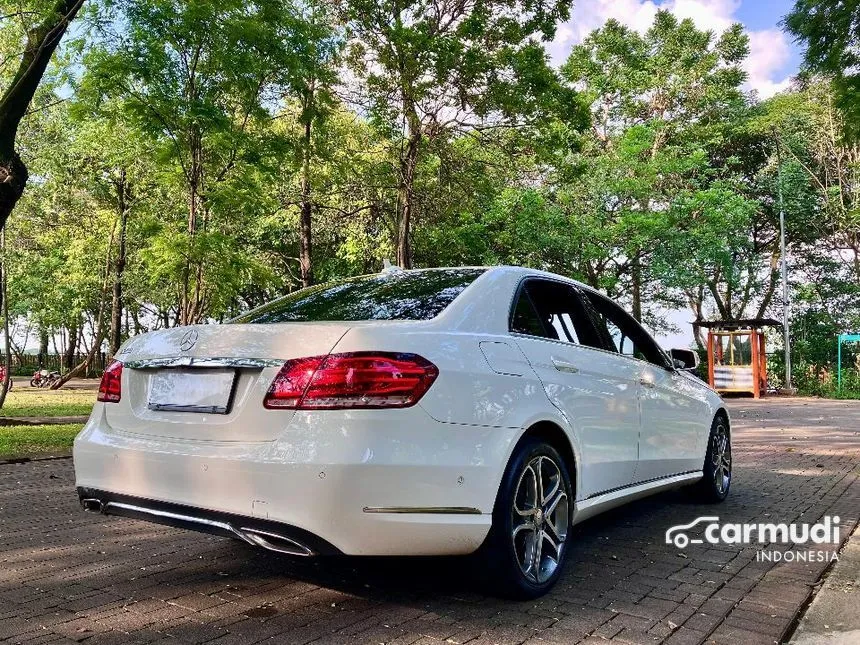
232,268,486,323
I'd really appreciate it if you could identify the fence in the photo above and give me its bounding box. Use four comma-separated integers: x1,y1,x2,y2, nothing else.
3,353,109,378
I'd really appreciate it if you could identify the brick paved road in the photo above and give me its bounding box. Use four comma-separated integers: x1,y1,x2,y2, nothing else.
1,399,858,645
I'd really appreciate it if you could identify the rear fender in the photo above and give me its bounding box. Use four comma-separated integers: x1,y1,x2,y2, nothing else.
496,410,584,506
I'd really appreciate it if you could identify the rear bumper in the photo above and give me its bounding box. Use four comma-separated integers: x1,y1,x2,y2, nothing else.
73,405,516,556
77,487,342,556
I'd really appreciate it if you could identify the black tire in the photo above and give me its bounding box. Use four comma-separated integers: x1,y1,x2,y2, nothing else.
477,437,573,599
30,378,38,388
694,415,732,503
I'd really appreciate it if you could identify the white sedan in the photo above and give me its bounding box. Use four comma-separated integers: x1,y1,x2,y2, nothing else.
74,266,731,598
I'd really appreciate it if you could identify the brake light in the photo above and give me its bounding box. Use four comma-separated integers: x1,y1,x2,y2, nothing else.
98,360,123,403
264,352,438,410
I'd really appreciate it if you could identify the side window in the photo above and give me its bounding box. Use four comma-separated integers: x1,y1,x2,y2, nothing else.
510,292,546,337
604,317,636,356
509,279,600,346
584,292,671,369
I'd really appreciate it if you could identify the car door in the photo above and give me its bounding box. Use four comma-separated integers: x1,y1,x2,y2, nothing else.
583,292,706,483
509,279,640,499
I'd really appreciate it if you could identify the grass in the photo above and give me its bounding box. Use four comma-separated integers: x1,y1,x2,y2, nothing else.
0,424,84,459
0,388,96,418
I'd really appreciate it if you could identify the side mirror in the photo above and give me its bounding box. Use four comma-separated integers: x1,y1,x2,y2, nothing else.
669,348,700,371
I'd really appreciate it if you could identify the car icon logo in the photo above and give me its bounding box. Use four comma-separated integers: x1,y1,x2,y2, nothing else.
666,516,720,549
179,329,199,352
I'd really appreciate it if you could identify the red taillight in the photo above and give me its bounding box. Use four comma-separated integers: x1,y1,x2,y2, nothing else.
264,352,438,410
98,360,123,403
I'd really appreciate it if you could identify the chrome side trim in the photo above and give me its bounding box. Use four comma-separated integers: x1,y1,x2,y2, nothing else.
124,356,284,370
362,506,483,515
585,469,702,500
572,471,705,527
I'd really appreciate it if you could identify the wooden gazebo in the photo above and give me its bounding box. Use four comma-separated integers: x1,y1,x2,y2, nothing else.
693,319,781,398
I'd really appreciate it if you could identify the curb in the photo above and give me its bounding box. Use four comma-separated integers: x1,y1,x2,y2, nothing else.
0,453,73,465
0,416,88,426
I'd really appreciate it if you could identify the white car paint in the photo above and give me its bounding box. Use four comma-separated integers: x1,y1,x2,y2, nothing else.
74,266,726,558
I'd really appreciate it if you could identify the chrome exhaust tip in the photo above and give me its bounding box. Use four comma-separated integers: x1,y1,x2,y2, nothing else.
239,528,313,557
80,498,103,512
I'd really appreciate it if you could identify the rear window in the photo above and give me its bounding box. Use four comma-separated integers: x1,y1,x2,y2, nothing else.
232,269,486,323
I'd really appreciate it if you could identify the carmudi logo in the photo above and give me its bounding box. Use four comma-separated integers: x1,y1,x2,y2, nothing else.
666,516,842,563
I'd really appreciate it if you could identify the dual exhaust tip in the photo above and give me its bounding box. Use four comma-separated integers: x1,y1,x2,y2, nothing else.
81,498,103,512
80,497,313,557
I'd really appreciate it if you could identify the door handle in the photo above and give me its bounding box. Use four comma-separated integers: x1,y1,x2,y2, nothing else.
639,377,655,388
552,358,580,374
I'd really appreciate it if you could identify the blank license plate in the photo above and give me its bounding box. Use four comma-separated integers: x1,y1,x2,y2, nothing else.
148,369,236,414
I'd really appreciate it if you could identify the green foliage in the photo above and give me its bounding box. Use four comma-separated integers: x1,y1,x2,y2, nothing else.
76,0,314,322
342,0,577,125
784,0,860,138
340,0,586,266
2,2,859,402
553,11,759,325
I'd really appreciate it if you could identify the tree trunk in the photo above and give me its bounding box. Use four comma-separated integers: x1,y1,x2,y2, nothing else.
299,117,314,287
38,329,49,365
396,110,421,269
64,320,78,371
0,0,85,230
687,286,707,351
110,170,129,355
756,250,782,319
130,307,142,335
0,155,27,232
631,253,643,322
0,230,11,407
180,127,203,326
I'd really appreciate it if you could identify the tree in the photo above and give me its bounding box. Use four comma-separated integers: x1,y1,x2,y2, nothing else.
79,0,309,324
558,12,755,325
0,0,85,230
4,93,166,383
341,0,580,268
784,0,860,137
0,228,11,405
265,102,395,291
752,80,860,386
290,3,340,287
63,106,160,355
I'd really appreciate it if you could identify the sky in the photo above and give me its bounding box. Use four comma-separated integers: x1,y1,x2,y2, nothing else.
546,1,801,349
547,0,801,100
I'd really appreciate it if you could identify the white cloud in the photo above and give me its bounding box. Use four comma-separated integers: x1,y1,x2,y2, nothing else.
745,28,792,98
548,0,792,98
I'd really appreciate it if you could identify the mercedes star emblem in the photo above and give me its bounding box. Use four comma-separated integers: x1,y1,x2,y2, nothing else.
179,329,199,352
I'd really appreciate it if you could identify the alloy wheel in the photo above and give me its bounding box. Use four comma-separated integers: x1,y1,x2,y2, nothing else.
511,455,569,584
712,422,732,495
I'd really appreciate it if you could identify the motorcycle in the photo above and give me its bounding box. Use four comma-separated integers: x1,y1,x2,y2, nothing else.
30,369,60,388
0,365,10,390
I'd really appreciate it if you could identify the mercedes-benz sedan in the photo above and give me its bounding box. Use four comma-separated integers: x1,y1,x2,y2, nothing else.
74,266,731,598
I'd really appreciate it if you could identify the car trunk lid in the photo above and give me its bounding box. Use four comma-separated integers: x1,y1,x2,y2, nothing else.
104,323,351,442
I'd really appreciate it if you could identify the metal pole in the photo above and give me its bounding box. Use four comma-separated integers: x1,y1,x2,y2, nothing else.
838,335,842,391
775,135,792,391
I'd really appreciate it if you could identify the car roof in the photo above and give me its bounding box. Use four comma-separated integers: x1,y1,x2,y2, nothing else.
407,265,597,294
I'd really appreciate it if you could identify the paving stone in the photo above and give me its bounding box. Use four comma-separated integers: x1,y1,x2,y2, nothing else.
0,399,858,645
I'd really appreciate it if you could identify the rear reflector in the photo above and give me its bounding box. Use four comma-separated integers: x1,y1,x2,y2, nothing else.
264,352,438,410
98,360,123,403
